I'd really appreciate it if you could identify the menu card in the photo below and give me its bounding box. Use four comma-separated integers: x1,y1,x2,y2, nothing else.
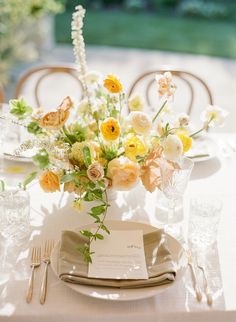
88,230,148,280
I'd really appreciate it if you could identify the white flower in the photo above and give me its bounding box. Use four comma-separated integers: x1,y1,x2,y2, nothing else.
128,94,144,111
71,5,87,88
155,72,177,97
84,71,102,84
201,105,228,127
87,162,104,182
128,111,152,135
164,71,172,81
177,112,190,127
161,135,183,162
77,99,90,114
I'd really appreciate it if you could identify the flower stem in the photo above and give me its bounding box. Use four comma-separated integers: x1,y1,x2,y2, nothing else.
190,116,214,138
87,191,109,246
190,127,205,138
152,100,168,123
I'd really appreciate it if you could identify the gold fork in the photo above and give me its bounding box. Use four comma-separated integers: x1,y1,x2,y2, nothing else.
26,247,41,303
40,240,54,304
187,250,202,302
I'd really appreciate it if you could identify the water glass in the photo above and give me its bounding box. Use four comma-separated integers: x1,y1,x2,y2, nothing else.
0,189,30,242
188,196,222,248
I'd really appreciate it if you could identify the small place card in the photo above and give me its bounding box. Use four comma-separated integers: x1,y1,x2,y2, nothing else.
88,230,148,280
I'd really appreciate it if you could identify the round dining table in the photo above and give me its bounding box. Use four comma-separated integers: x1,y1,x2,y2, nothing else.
0,132,236,322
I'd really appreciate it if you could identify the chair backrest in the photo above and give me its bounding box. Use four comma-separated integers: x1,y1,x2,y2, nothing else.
0,85,5,103
128,69,214,119
14,64,83,108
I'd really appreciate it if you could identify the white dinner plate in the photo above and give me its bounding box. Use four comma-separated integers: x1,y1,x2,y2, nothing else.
51,220,188,301
3,152,33,163
3,144,35,163
186,136,219,163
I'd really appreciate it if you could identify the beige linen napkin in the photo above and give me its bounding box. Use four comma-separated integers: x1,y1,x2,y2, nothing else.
58,229,176,289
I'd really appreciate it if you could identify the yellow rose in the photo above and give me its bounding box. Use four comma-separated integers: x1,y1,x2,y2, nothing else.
107,157,140,191
177,130,193,153
39,96,72,130
103,74,123,94
39,171,60,193
124,134,148,162
100,117,121,141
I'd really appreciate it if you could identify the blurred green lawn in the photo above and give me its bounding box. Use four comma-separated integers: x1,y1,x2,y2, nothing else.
55,10,236,59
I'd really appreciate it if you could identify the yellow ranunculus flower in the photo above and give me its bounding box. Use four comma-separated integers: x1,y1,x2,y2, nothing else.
177,130,193,153
124,134,148,162
100,117,121,141
39,170,60,193
103,74,123,93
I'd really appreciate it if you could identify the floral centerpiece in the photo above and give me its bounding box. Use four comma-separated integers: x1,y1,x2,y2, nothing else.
4,6,228,263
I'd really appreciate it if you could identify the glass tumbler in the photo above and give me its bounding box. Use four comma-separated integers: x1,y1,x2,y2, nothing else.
188,196,222,249
0,188,30,242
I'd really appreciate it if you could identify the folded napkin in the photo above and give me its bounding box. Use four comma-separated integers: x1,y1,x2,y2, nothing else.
58,229,176,289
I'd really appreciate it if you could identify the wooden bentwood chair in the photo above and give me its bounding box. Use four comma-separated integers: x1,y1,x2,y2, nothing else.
128,69,214,117
14,64,83,107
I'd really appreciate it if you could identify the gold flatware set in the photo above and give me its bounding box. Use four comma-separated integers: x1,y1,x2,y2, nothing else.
26,241,213,306
187,250,213,306
26,240,54,304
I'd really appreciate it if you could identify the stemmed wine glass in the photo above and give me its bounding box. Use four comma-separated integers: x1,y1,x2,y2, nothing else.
158,156,194,238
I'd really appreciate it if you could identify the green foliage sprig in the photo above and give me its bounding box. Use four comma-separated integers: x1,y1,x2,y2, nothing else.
9,98,33,120
32,149,50,169
61,170,110,263
80,187,110,263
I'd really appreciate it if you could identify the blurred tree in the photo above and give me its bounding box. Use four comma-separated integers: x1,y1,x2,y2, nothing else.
0,0,64,86
124,0,147,12
149,0,181,10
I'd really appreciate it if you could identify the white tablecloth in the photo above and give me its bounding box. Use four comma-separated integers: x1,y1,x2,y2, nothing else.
0,133,236,322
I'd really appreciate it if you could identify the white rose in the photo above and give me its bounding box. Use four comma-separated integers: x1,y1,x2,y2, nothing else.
201,105,228,127
128,111,152,135
161,135,183,162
